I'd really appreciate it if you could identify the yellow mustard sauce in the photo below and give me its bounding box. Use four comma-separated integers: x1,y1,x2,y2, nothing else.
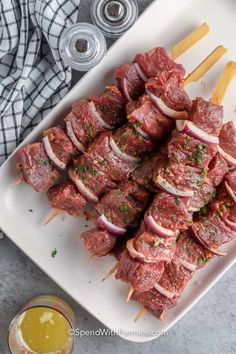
17,307,72,353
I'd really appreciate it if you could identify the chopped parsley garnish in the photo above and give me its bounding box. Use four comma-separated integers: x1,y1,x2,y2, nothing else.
188,156,195,161
175,197,181,206
138,133,142,140
136,157,142,166
51,248,57,258
172,214,178,221
197,256,208,265
186,136,192,142
153,238,160,247
187,220,193,226
121,131,129,141
76,164,88,173
36,158,51,167
224,201,231,208
130,130,136,136
91,168,98,176
120,204,130,212
198,205,209,216
181,143,188,150
165,167,171,174
99,159,106,166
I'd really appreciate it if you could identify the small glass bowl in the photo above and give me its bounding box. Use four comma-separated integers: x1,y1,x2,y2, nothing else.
90,0,139,38
59,23,107,71
8,295,76,354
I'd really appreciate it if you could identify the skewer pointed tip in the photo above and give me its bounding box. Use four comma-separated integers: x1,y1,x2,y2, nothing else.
9,178,22,189
85,254,94,265
102,262,119,282
44,209,61,225
134,307,147,323
126,287,134,303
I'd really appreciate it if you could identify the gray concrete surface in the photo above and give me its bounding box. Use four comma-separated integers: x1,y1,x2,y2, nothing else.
0,0,236,353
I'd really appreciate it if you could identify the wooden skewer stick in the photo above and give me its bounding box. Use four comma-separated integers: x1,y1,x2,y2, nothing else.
85,254,94,265
134,62,236,322
9,178,23,189
210,61,236,105
171,23,210,60
184,45,227,86
134,307,147,323
44,209,62,225
102,261,119,282
126,286,134,303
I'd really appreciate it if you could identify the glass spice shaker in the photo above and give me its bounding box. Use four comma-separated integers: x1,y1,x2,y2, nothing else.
59,23,107,71
90,0,139,38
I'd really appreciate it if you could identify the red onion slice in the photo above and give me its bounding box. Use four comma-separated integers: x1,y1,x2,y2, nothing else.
154,175,194,197
154,283,175,299
190,226,227,256
126,238,167,264
225,181,236,203
68,168,98,203
222,217,236,232
66,121,85,153
176,120,219,145
97,214,126,236
118,78,132,102
175,256,197,271
43,136,66,170
109,137,138,163
134,63,147,82
218,146,236,167
146,90,188,120
133,123,151,140
145,215,176,238
88,101,113,130
126,239,150,262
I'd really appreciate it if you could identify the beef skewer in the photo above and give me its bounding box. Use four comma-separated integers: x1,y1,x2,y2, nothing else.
44,45,225,227
134,157,236,321
131,66,236,319
103,61,236,303
115,23,210,102
17,85,125,191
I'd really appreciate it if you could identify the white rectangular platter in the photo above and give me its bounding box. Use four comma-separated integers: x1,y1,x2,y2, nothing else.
0,0,236,343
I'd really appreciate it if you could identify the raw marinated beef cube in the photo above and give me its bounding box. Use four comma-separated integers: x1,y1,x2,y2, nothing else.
127,95,174,140
88,86,125,125
147,192,192,232
86,132,137,182
43,126,76,166
72,155,117,198
46,182,86,215
189,97,223,136
167,131,218,169
146,74,192,112
114,64,144,100
219,121,236,159
81,228,117,257
18,143,60,192
134,47,185,78
113,124,154,157
115,250,165,293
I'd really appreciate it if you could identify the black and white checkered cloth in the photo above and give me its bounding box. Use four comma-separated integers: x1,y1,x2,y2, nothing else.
0,0,80,165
